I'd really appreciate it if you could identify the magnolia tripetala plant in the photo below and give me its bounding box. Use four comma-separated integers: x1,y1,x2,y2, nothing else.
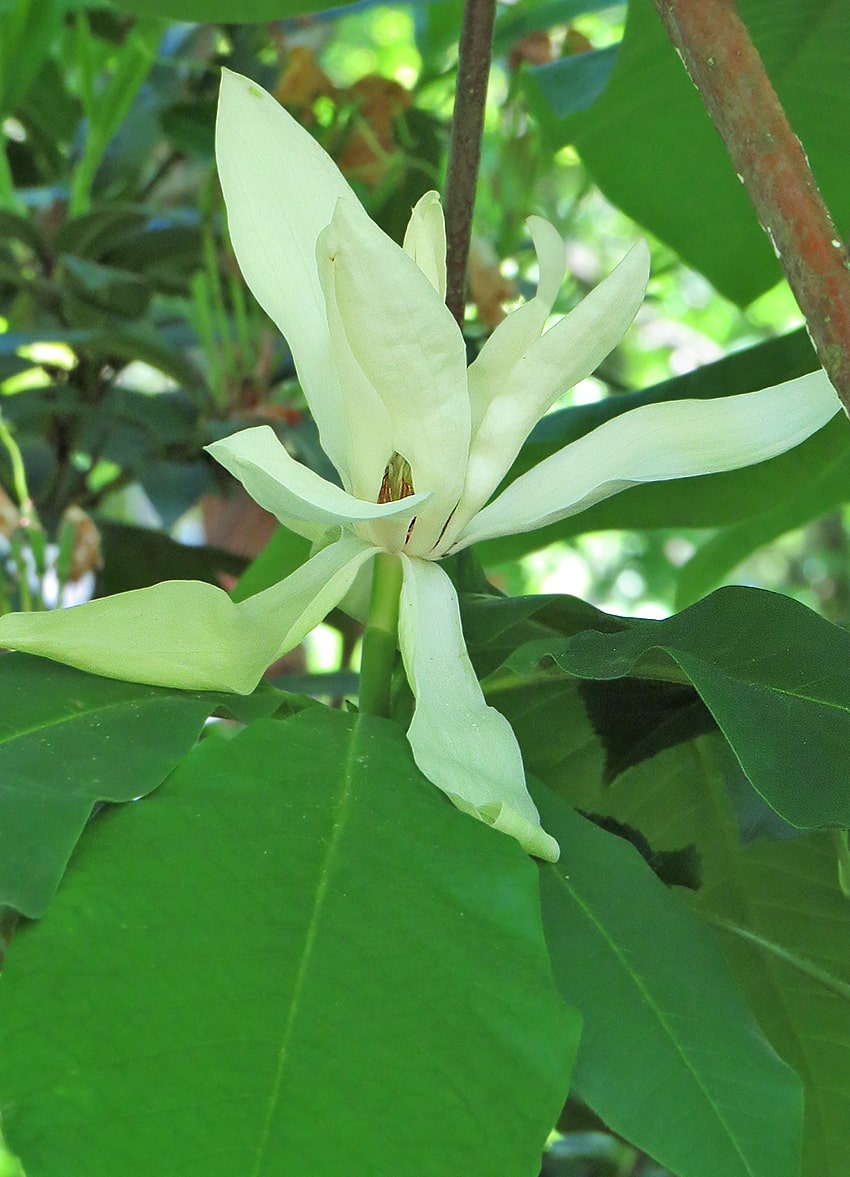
0,70,840,862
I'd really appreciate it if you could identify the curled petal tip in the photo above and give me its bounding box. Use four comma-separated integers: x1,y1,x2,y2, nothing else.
477,801,561,863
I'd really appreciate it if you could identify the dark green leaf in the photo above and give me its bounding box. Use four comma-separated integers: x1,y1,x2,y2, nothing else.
576,811,701,890
0,653,280,917
551,587,850,828
462,591,628,678
674,437,850,606
698,836,850,1177
0,210,45,257
60,254,152,320
54,207,148,260
592,738,850,1177
0,709,580,1174
578,676,716,783
536,791,803,1177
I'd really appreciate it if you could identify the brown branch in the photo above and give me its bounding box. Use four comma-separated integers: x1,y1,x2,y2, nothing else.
653,0,850,414
443,0,497,328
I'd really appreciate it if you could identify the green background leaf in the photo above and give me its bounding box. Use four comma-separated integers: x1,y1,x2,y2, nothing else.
536,791,803,1177
568,0,850,304
592,739,850,1177
0,708,580,1176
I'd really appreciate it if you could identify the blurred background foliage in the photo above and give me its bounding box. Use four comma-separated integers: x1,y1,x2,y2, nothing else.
1,0,847,634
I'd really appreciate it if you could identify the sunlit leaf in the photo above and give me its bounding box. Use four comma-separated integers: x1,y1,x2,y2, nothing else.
0,708,579,1175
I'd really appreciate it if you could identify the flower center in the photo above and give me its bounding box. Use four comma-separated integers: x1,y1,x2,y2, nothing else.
378,452,414,503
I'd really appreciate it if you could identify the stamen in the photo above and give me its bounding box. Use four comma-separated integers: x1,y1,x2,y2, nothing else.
377,452,414,503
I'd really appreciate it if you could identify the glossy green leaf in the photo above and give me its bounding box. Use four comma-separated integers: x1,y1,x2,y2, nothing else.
0,653,282,917
594,738,850,1177
568,0,850,304
547,587,850,828
461,589,627,678
0,708,580,1176
535,789,803,1177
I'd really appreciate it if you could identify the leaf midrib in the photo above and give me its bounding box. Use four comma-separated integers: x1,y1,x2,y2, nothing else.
248,717,359,1176
550,856,757,1175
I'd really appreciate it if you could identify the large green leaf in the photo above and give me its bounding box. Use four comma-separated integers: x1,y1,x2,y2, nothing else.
0,654,283,917
700,836,850,1177
467,588,849,1176
568,0,850,304
593,738,850,1177
535,790,803,1177
0,708,579,1176
542,587,850,828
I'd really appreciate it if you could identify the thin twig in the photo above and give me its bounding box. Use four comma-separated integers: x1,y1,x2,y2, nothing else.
443,0,497,327
653,0,850,414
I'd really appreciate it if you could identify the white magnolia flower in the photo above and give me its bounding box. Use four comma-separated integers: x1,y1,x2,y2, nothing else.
0,70,840,863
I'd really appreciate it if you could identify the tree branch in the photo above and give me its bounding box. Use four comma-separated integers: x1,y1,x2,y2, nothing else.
653,0,850,414
444,0,497,327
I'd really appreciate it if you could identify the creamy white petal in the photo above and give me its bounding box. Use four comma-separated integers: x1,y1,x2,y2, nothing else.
313,213,396,502
467,216,566,435
454,369,842,550
206,425,430,534
398,556,559,861
402,191,447,298
318,200,470,555
443,240,650,552
241,533,378,659
0,535,376,693
216,70,382,488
